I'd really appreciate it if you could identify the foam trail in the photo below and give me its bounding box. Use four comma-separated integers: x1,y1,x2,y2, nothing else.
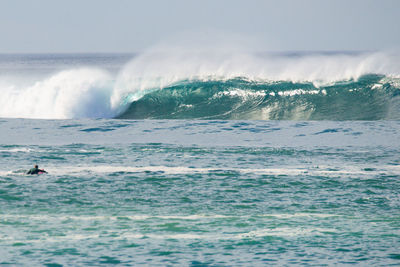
40,165,400,177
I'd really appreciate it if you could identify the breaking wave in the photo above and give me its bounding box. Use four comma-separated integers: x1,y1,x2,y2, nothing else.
117,75,400,120
0,49,399,120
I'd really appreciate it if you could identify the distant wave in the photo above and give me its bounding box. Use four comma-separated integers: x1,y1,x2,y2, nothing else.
0,50,399,120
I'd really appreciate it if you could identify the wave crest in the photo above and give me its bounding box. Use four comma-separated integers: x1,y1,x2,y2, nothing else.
117,75,400,120
1,50,399,120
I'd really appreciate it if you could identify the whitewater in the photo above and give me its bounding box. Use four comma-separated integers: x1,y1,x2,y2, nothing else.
0,51,400,266
0,49,399,120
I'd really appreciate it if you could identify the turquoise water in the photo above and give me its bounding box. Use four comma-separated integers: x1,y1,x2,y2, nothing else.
0,53,399,265
118,75,400,120
1,119,400,266
1,52,399,120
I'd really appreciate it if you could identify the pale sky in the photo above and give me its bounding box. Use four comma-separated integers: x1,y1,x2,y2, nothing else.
0,0,399,53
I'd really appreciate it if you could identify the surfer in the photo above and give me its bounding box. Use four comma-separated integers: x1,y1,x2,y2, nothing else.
27,165,47,175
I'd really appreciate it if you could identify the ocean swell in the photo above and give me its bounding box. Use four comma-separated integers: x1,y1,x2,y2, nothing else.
0,50,399,120
116,75,400,120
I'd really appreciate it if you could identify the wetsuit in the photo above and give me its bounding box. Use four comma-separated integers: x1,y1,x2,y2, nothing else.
27,167,46,175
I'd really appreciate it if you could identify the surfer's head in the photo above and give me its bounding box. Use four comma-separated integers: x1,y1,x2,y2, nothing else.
34,165,38,168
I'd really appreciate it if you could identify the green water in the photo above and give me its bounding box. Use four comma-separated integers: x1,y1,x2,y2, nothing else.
1,120,399,266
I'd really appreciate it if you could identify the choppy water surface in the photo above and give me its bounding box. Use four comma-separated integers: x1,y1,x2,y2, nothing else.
0,119,399,266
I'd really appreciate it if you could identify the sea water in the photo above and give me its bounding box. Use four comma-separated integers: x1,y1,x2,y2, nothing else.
0,53,399,266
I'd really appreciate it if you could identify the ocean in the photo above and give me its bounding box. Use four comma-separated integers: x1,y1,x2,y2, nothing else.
0,52,399,266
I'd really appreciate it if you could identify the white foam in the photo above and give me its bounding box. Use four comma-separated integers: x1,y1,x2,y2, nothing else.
40,164,400,177
277,89,320,96
236,227,337,238
0,213,338,223
0,68,115,119
216,89,267,98
117,233,206,240
45,165,310,176
145,214,230,220
0,171,14,176
259,213,338,219
1,45,399,119
3,163,399,178
1,227,337,243
0,214,231,222
47,234,100,242
110,45,400,111
0,147,32,153
3,234,101,244
47,165,213,175
115,227,338,240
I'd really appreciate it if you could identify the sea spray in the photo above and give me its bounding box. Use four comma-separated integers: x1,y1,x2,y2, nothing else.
0,68,115,119
0,50,399,119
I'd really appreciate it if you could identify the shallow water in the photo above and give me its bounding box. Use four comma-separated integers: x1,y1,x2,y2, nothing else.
1,119,399,266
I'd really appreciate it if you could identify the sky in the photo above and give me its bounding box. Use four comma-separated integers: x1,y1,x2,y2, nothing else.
0,0,399,53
